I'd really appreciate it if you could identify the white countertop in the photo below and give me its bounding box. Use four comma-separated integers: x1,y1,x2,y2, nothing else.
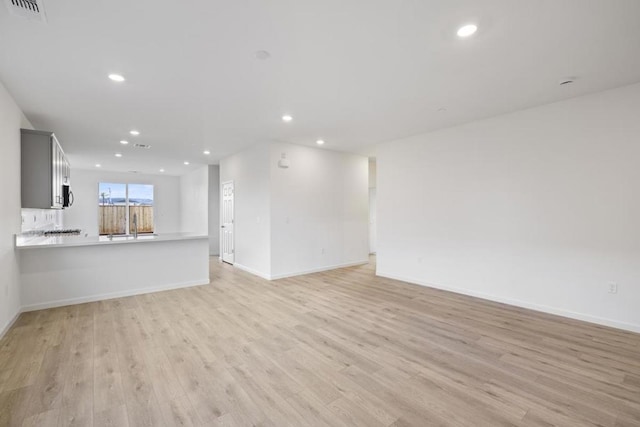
16,232,208,249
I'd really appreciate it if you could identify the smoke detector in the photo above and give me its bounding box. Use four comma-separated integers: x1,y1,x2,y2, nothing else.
278,153,290,169
4,0,47,22
255,50,271,60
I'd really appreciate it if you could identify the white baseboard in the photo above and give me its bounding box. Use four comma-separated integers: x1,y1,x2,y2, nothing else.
0,310,21,340
21,279,210,312
377,271,640,334
234,260,369,281
270,260,369,280
233,263,272,280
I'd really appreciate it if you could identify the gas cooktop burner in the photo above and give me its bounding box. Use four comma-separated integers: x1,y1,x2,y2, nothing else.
43,229,82,236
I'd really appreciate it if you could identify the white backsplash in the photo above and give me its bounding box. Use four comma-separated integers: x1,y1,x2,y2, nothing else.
21,208,64,233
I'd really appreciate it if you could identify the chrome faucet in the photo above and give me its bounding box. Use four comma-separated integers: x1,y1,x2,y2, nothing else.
132,213,138,239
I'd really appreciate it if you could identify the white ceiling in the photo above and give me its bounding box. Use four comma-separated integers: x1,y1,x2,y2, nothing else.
1,0,640,175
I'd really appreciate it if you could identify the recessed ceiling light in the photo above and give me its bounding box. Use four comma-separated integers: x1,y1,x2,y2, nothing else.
203,150,211,155
129,130,140,136
457,24,478,38
184,161,190,165
108,74,125,82
282,115,293,122
120,140,129,145
95,164,101,168
159,168,165,173
316,139,325,145
115,153,122,158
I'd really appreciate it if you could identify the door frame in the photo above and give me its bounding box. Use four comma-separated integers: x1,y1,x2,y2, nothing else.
220,180,235,265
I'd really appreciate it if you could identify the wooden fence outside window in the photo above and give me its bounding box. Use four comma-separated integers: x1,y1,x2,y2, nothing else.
99,206,154,235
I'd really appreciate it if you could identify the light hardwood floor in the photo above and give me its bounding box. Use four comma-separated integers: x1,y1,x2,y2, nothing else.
1,257,639,426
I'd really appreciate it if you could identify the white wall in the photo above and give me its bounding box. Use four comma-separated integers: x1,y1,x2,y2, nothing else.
64,169,181,236
220,142,369,279
369,188,377,254
208,165,220,255
20,238,209,311
180,166,209,235
369,160,377,254
269,142,369,279
368,160,377,189
377,82,640,332
0,81,31,336
220,144,271,278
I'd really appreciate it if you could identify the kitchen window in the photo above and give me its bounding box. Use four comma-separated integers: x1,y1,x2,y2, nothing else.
98,182,154,235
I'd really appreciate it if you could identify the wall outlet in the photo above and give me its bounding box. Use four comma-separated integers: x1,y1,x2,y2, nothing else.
608,282,618,294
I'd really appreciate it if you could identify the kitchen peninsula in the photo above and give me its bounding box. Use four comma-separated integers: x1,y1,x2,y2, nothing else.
16,232,209,311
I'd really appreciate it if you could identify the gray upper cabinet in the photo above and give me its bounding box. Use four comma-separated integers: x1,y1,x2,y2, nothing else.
21,129,71,209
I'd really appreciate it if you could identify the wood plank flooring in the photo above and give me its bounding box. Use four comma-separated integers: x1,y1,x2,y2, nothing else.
1,257,639,426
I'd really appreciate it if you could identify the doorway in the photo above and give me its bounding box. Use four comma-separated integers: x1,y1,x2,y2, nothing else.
221,181,234,264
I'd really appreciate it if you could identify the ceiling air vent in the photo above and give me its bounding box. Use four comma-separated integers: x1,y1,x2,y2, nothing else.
4,0,47,22
133,143,152,149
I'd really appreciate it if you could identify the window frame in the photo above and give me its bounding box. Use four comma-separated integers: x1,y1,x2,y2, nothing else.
98,182,155,235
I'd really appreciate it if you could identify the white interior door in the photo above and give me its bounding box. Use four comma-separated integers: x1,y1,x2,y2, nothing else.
221,181,234,264
369,188,377,254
